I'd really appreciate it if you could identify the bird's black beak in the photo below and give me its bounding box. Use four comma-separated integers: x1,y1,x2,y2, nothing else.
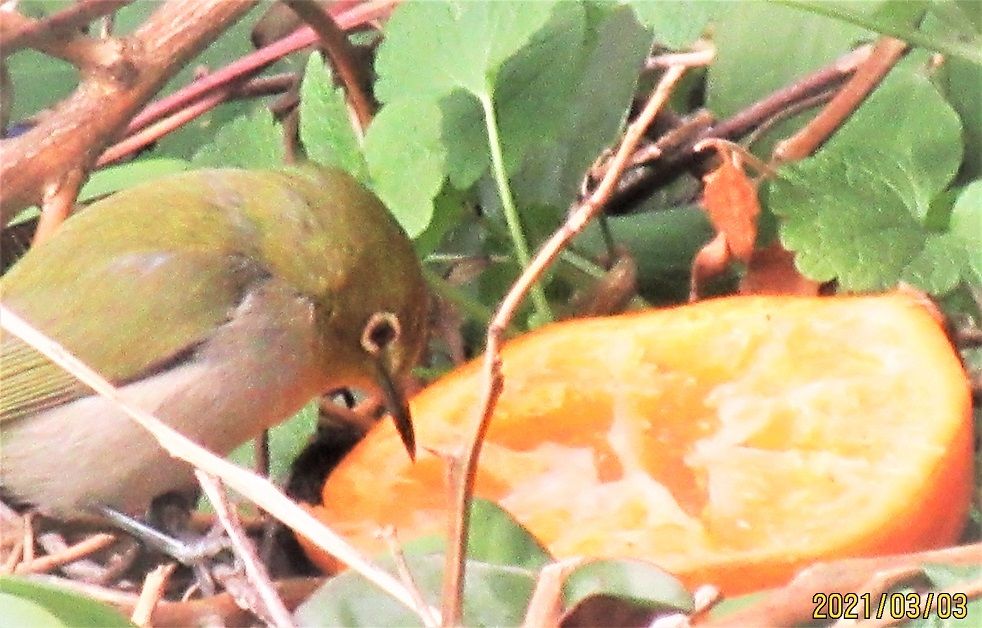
373,358,416,460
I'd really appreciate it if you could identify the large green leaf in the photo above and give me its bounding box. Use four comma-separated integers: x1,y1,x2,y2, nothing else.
191,107,283,168
299,54,366,179
293,554,538,627
563,558,693,614
0,576,133,627
770,148,971,294
364,98,446,237
823,59,964,202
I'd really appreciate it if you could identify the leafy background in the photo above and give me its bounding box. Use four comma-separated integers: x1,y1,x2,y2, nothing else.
2,0,980,625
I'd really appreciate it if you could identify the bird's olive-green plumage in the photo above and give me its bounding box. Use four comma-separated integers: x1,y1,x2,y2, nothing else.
0,165,427,518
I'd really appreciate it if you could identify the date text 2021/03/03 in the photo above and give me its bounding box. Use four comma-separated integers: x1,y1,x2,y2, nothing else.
812,592,970,622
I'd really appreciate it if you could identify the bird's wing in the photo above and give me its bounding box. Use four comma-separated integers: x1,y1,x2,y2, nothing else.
0,249,269,423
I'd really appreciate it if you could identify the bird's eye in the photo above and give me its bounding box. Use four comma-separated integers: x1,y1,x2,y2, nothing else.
361,311,401,356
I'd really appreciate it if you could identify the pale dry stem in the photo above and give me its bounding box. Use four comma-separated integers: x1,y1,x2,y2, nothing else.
439,63,691,626
0,305,437,622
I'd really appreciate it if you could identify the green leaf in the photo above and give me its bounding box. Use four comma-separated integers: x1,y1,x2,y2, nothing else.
823,61,964,200
0,576,134,627
191,107,283,169
513,3,652,209
364,98,446,238
627,0,721,48
268,401,319,483
79,159,190,203
921,563,982,588
299,54,366,179
375,0,561,102
0,593,63,628
936,54,982,180
465,499,553,570
562,558,693,614
375,0,585,192
441,2,589,190
906,563,982,627
400,499,553,571
5,51,76,121
412,185,468,257
950,181,982,287
774,0,982,64
227,401,318,484
707,2,870,119
293,554,538,627
770,148,968,294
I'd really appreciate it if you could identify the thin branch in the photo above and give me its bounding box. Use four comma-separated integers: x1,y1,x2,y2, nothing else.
439,64,691,627
32,167,86,245
13,533,116,575
195,471,294,628
522,558,585,628
0,305,437,622
124,0,397,137
131,563,177,627
603,43,873,215
773,36,908,162
0,0,259,225
0,0,133,54
97,90,227,166
646,44,715,70
99,73,297,165
283,0,375,129
380,526,440,628
708,44,872,141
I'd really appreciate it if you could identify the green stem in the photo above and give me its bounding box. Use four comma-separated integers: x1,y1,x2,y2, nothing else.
481,215,650,311
478,92,553,324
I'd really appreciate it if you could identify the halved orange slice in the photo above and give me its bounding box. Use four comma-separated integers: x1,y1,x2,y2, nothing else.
303,295,973,594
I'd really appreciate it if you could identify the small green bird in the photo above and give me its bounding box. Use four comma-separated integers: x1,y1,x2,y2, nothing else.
0,165,428,520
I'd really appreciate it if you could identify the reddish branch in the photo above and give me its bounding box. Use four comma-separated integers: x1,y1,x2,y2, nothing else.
0,0,258,226
284,0,376,128
774,36,909,162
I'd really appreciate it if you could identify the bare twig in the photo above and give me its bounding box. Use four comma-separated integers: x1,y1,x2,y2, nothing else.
522,558,585,628
1,538,24,574
21,512,34,564
0,0,258,225
99,73,298,165
196,471,294,628
646,44,716,70
439,64,691,626
708,44,872,142
284,0,374,128
97,90,228,166
32,167,86,244
124,0,396,137
131,562,177,627
14,533,116,575
0,0,133,54
604,43,873,215
742,88,835,149
773,36,908,162
380,526,440,628
0,306,437,622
